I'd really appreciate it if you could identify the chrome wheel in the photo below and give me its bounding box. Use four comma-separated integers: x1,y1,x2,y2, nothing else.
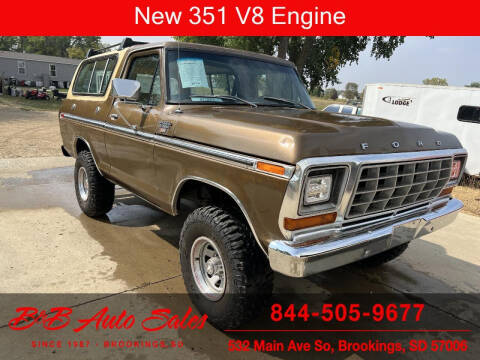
190,236,226,301
78,167,89,201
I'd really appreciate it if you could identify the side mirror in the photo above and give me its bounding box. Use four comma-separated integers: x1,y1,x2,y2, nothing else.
112,78,140,101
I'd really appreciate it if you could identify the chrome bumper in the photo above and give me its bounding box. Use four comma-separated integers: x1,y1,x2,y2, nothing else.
269,198,463,277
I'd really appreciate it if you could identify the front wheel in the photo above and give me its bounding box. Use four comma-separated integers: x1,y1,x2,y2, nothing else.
74,150,115,217
179,206,273,329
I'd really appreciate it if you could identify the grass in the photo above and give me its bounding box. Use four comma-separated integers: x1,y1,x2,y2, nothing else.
453,186,480,216
310,97,347,109
0,95,61,112
454,175,480,216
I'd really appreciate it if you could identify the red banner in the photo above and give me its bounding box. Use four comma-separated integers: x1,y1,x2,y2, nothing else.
2,0,480,35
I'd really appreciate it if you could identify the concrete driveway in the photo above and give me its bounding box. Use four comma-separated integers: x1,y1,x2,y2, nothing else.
0,156,479,359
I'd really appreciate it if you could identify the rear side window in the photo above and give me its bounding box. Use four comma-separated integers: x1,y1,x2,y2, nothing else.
73,62,95,93
126,54,160,105
73,55,117,95
341,106,354,114
88,59,107,94
458,105,480,124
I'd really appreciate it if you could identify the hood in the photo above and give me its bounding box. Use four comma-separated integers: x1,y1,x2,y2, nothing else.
172,106,462,165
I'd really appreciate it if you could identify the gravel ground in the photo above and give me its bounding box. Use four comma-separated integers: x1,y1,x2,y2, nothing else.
0,104,62,158
453,186,480,216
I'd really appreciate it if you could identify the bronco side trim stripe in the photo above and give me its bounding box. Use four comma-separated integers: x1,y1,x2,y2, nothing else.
61,112,295,179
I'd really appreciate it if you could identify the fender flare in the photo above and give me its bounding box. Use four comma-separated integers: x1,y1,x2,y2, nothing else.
172,176,267,255
73,136,104,176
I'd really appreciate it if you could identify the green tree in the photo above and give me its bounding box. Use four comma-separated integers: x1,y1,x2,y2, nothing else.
174,36,408,90
0,36,19,51
66,47,86,59
344,82,359,100
465,82,480,88
68,37,103,58
324,88,338,100
423,77,448,86
0,36,101,59
21,37,72,57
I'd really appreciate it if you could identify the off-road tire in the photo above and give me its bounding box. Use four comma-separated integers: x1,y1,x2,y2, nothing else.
180,206,273,329
74,150,114,217
356,243,409,267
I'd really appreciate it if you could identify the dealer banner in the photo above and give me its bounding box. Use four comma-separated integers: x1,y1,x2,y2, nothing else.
0,0,479,35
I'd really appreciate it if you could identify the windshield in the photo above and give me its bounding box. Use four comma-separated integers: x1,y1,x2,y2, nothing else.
166,50,314,109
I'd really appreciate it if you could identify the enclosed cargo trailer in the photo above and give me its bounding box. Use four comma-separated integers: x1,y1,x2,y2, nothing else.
362,83,480,175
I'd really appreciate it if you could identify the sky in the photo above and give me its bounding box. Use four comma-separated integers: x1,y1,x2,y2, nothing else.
102,36,480,90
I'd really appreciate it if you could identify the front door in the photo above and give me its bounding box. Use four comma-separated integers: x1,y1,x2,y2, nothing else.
105,51,162,202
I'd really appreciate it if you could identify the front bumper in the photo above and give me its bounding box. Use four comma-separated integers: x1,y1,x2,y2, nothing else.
269,198,463,277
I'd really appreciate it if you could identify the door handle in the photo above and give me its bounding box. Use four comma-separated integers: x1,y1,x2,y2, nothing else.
110,114,118,121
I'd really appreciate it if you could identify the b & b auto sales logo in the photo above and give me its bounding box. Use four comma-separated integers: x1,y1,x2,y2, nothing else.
8,306,207,332
382,96,414,106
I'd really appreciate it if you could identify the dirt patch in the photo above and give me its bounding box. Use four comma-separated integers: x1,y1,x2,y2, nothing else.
0,104,61,158
453,186,480,216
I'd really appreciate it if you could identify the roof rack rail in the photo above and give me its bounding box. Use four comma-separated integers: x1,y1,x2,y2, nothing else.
85,38,148,58
120,37,148,49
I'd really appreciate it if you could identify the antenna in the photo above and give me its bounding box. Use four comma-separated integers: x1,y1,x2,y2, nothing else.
175,41,183,113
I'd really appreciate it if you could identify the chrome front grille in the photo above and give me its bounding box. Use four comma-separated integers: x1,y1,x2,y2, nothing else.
346,158,452,219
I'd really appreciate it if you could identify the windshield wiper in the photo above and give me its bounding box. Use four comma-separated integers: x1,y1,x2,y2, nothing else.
262,96,312,109
189,95,257,108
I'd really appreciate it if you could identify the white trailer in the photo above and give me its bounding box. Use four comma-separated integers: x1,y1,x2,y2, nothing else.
362,83,480,175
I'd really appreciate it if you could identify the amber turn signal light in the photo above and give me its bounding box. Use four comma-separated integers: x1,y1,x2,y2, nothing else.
439,187,454,197
284,212,337,231
257,162,285,176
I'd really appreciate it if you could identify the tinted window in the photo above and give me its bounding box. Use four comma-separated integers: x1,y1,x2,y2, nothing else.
324,105,340,113
73,56,117,95
458,105,480,123
341,106,354,114
126,54,159,104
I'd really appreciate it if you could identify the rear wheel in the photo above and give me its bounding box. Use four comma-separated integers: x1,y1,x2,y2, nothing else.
74,150,114,217
179,206,273,329
356,243,409,267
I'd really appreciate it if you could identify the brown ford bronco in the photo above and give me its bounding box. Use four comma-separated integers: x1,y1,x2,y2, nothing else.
59,39,467,328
